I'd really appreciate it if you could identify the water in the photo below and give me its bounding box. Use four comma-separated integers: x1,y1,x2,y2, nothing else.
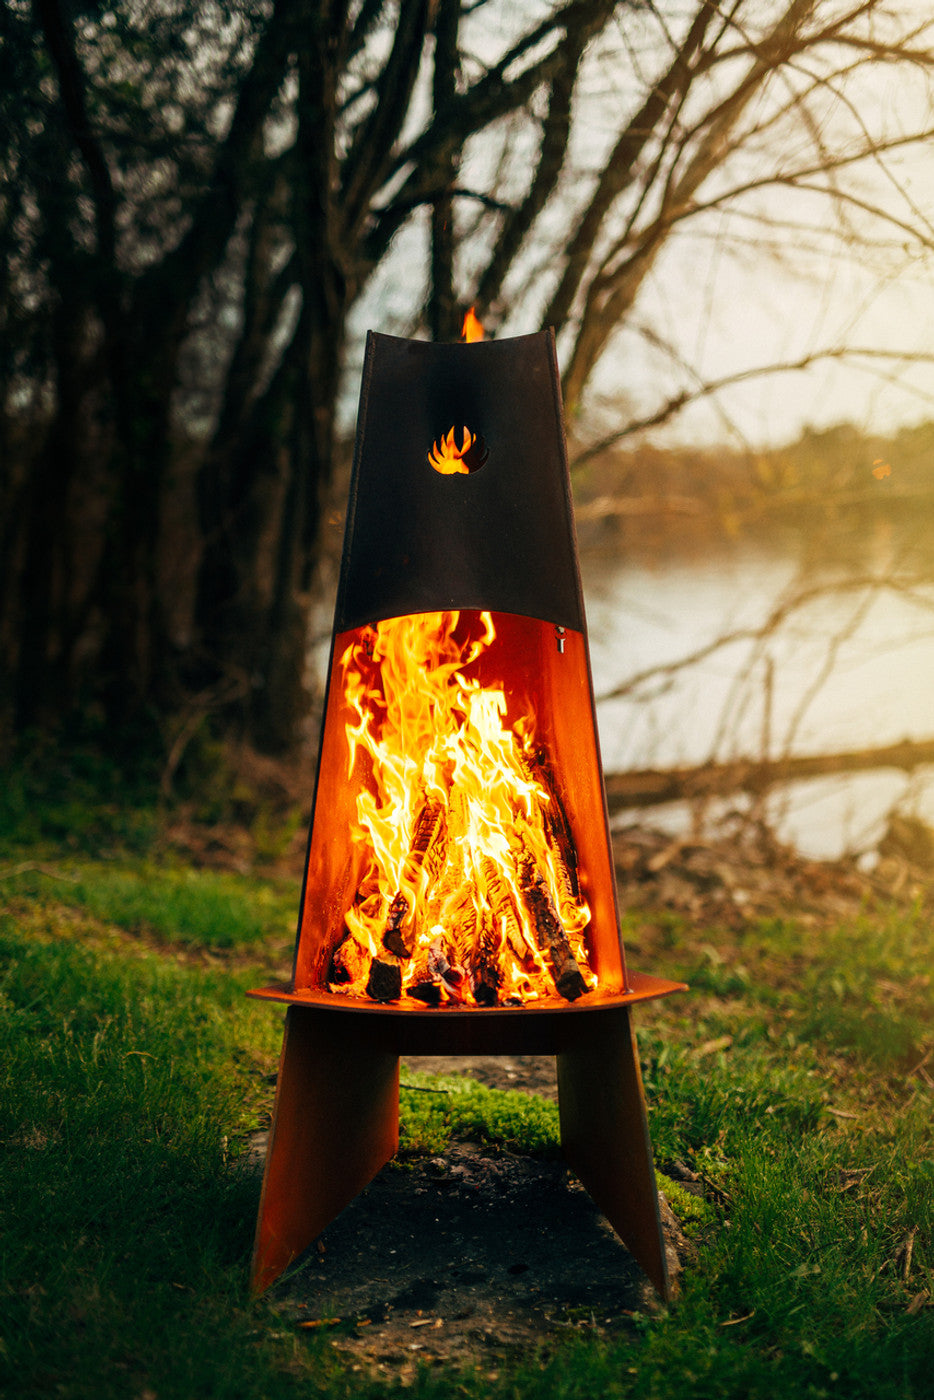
580,538,934,859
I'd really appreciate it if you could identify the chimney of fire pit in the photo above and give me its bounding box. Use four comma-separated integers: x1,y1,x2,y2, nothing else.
337,330,585,633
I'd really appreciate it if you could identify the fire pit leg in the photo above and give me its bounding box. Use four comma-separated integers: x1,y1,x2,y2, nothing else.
251,1007,399,1293
556,1007,670,1299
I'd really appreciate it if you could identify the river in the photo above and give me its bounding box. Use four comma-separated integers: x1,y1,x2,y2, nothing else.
581,531,934,859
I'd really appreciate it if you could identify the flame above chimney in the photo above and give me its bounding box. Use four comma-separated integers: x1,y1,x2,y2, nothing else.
461,306,484,342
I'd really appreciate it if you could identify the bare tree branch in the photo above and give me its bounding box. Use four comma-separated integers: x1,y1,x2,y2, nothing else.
571,343,934,467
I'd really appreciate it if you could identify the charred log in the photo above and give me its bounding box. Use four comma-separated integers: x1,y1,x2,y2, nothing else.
327,930,367,985
406,973,442,1006
520,863,587,1001
480,856,534,968
406,798,446,878
381,891,412,958
468,912,502,1006
428,937,468,1002
366,957,403,1002
380,800,447,956
524,750,581,901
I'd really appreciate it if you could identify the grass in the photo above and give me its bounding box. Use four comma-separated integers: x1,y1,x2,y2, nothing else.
0,858,296,949
1,820,931,1398
398,1072,562,1156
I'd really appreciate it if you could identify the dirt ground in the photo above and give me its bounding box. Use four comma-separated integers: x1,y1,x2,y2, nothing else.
261,1055,686,1378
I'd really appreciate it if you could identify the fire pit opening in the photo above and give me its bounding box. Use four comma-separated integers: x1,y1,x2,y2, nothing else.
326,607,595,1007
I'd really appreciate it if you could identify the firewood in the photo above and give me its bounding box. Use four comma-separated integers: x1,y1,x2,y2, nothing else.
406,979,442,1006
365,957,402,1002
428,937,468,1002
524,750,581,901
480,856,535,967
381,891,412,958
378,800,447,957
467,911,503,1006
519,863,587,1001
407,798,446,874
327,930,367,985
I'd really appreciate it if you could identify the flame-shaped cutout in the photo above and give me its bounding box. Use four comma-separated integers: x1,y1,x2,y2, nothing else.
428,425,489,475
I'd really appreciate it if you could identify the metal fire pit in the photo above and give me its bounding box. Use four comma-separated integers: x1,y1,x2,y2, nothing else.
248,329,686,1298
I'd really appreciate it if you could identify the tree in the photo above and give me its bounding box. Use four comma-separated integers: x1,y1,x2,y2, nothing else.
3,0,933,755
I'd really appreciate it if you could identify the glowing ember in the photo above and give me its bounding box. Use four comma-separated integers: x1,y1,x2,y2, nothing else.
462,306,485,342
428,425,485,475
328,611,596,1006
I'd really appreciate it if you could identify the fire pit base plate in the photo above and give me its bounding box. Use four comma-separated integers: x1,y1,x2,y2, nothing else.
247,971,685,1055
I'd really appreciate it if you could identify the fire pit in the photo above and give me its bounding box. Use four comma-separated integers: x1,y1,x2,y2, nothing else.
248,325,685,1297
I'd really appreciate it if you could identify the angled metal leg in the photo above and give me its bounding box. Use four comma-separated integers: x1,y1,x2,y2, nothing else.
251,1007,399,1294
557,1007,670,1299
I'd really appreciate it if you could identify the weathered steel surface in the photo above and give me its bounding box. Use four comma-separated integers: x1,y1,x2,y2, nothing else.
251,1007,399,1295
557,1005,671,1298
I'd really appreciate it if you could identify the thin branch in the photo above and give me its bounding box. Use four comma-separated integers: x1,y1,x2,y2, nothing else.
542,0,722,335
596,573,934,705
570,344,934,467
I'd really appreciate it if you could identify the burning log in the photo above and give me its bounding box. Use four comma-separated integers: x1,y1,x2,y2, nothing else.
519,863,588,1001
365,957,403,1002
381,799,447,957
468,912,503,1006
327,930,368,985
523,751,581,902
428,937,468,1002
480,856,535,968
406,965,442,1006
381,892,411,958
407,798,446,877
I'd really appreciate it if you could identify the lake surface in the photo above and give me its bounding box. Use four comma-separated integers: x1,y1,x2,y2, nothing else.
581,536,934,859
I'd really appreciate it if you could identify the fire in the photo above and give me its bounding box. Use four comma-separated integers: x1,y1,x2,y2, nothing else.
462,306,484,342
329,611,596,1006
428,425,483,475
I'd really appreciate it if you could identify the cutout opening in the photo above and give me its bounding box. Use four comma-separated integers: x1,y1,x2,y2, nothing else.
428,425,489,475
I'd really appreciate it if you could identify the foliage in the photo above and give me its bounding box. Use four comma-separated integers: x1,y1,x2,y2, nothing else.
0,730,162,854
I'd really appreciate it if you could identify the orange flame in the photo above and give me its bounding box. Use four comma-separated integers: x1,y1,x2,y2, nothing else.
428,425,478,475
462,307,485,342
333,611,595,1006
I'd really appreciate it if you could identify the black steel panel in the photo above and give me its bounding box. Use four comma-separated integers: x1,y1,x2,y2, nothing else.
335,329,586,633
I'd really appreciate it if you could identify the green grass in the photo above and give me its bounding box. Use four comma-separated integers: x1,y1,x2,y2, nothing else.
1,859,296,948
398,1072,561,1156
1,833,932,1398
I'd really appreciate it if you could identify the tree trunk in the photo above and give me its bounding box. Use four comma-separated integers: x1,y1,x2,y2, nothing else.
603,737,934,812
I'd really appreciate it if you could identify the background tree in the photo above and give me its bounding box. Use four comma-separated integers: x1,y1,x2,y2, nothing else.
2,0,932,756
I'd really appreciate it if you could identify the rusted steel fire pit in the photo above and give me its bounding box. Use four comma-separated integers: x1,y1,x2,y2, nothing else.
248,324,686,1298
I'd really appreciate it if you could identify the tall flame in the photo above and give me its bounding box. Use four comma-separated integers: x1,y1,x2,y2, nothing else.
332,611,595,1006
462,307,485,342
